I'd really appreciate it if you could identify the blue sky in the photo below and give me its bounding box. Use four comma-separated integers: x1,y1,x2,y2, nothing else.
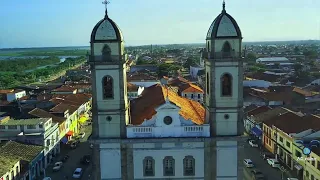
1,0,320,48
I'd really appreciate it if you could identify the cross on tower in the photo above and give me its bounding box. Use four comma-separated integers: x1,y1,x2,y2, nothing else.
102,0,110,16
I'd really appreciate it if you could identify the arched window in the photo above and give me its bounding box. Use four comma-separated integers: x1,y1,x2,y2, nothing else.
206,73,210,94
102,76,113,99
183,156,195,176
143,157,155,176
101,44,112,62
221,73,232,96
163,156,175,176
222,41,232,57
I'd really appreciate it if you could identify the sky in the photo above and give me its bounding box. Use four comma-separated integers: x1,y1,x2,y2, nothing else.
1,0,320,48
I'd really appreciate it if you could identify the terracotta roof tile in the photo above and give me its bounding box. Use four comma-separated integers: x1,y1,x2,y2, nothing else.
247,106,272,116
254,107,290,123
244,104,258,113
180,83,204,93
52,85,77,92
51,93,92,105
127,83,139,92
0,89,24,94
28,108,66,124
50,103,78,114
130,84,204,125
127,73,158,81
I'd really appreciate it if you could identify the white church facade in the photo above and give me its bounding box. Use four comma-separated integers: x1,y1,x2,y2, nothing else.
89,1,245,180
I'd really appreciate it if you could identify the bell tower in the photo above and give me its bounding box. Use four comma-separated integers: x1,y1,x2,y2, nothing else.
90,1,129,139
204,1,243,136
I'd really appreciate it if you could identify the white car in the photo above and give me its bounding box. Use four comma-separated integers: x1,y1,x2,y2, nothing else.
43,178,52,180
249,140,258,147
287,178,299,180
52,162,63,171
72,168,83,179
267,158,280,168
243,159,254,168
79,132,86,138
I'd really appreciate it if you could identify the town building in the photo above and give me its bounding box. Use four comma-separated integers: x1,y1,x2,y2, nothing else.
0,117,59,168
256,57,289,64
127,83,144,100
0,89,27,102
89,1,245,180
0,141,43,180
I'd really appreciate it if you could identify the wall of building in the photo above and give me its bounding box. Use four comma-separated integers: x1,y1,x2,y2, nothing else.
304,151,320,180
0,161,20,180
6,91,26,102
182,92,203,103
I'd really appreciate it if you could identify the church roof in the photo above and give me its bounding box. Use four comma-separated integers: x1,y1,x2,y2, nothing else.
90,9,123,42
130,84,205,125
206,1,242,39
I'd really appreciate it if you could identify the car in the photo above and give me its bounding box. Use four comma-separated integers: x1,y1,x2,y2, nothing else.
70,142,77,149
260,151,274,160
81,155,91,164
43,177,52,180
249,140,259,147
72,168,83,179
61,155,69,162
90,144,93,149
79,132,86,138
267,159,280,168
287,178,299,180
52,162,63,171
251,169,264,179
243,159,254,168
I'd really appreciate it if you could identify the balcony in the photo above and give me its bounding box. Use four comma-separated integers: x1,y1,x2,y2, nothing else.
126,125,210,138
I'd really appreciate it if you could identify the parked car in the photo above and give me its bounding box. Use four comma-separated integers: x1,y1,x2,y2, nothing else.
43,177,52,180
249,140,259,147
72,168,83,179
251,169,264,179
70,140,80,149
267,159,280,168
81,155,91,164
79,132,86,138
61,155,69,162
243,159,254,168
52,162,63,171
260,151,274,160
90,144,93,149
287,178,299,180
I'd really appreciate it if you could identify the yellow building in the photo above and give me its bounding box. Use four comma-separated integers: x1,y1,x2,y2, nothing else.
0,157,20,180
304,148,320,180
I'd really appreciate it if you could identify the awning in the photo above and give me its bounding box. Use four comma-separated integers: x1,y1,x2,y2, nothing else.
251,127,262,137
61,136,68,144
79,116,88,124
294,164,303,170
66,131,73,136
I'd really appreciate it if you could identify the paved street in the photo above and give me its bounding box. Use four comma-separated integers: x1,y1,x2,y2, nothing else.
45,125,92,180
243,142,296,180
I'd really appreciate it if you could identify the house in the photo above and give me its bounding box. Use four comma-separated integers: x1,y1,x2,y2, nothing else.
127,83,144,99
0,117,59,168
129,65,158,73
0,141,44,180
127,84,209,138
127,72,159,87
243,106,272,137
51,85,77,94
0,89,27,102
243,80,272,88
304,147,320,180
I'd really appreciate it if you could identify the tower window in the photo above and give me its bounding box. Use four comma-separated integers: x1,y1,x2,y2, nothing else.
207,41,210,52
206,73,210,94
101,44,112,62
163,156,175,176
102,76,113,99
183,156,195,176
143,157,155,176
221,73,232,96
222,41,232,58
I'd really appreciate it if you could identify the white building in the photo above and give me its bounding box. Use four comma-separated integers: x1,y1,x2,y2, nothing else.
127,82,144,99
0,89,27,102
89,2,244,180
256,57,289,64
0,117,60,168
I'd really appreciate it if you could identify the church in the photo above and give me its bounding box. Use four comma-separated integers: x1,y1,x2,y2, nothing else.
89,1,245,180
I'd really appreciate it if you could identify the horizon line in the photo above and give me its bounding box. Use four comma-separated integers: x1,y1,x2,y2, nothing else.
1,39,320,50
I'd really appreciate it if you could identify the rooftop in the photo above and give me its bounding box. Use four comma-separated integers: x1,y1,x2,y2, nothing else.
0,89,24,94
180,83,204,93
127,82,139,92
130,84,204,125
0,154,20,176
52,85,77,92
0,118,50,126
247,106,272,116
28,108,66,124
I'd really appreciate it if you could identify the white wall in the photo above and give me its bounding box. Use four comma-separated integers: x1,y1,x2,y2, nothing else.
133,142,204,179
6,91,26,102
182,92,203,103
216,141,238,180
100,143,121,179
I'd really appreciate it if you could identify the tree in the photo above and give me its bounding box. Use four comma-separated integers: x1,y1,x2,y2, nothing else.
293,63,309,77
183,57,197,68
246,52,257,62
157,64,181,77
303,50,318,60
294,46,300,54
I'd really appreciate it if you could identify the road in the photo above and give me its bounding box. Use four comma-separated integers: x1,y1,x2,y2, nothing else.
243,142,295,180
45,125,92,180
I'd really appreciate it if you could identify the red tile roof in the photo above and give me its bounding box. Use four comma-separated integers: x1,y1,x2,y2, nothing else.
127,83,139,92
130,84,205,125
0,89,24,94
180,83,204,93
28,108,66,124
247,106,272,116
293,87,312,97
50,103,78,114
52,85,77,92
127,73,158,81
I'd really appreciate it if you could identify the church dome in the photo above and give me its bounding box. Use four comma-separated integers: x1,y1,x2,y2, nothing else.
206,1,242,39
90,10,123,42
